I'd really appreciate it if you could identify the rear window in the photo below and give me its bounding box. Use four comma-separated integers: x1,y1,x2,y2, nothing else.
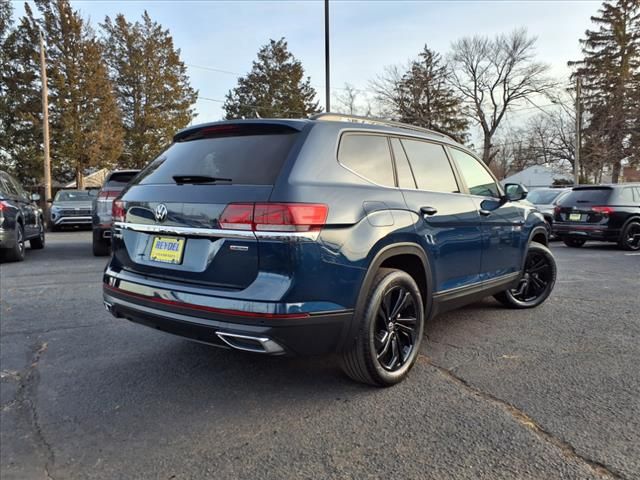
560,188,612,205
54,190,95,202
526,189,563,204
105,172,139,188
133,129,299,186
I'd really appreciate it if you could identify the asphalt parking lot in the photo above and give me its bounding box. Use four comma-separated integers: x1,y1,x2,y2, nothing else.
1,231,638,480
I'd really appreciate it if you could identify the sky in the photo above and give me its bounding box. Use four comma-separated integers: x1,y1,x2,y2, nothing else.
12,0,601,127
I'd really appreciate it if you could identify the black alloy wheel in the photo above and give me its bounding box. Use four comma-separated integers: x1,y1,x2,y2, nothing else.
494,242,556,309
341,268,425,387
375,286,418,372
509,251,553,304
619,221,640,251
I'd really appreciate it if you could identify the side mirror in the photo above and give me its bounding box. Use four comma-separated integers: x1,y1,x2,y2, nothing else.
31,193,41,202
46,198,54,203
504,183,528,202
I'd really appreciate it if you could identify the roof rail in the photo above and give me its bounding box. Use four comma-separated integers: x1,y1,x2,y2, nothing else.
310,113,454,141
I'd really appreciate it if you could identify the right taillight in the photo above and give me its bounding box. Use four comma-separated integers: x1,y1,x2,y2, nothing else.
591,206,614,216
219,203,328,232
112,199,126,222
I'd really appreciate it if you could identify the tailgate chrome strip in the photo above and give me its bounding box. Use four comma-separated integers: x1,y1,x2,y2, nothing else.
113,222,255,240
113,222,320,241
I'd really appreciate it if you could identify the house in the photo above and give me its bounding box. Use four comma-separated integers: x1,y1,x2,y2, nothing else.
501,166,573,190
64,168,109,189
622,167,640,183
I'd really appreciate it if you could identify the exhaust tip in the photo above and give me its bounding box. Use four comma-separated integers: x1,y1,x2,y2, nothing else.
215,331,284,354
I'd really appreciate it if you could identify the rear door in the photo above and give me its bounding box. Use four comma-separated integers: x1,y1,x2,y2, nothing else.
113,123,302,289
448,147,523,280
393,137,482,292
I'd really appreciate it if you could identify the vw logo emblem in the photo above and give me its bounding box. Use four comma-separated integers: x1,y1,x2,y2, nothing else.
154,204,168,223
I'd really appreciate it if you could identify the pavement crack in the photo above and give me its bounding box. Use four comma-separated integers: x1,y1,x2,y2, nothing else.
13,341,56,479
418,354,625,480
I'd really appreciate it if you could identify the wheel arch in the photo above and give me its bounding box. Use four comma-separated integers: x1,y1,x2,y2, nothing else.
521,225,549,272
337,242,433,351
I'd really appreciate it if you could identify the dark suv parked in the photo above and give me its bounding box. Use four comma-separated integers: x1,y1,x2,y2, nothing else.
0,170,45,262
553,184,640,250
103,115,556,386
92,170,140,256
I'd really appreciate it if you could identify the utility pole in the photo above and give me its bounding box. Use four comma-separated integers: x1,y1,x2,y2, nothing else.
574,76,581,186
39,31,52,207
324,0,330,112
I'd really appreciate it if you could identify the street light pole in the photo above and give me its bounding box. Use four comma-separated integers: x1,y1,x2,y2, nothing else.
39,31,52,207
575,77,581,186
324,0,330,112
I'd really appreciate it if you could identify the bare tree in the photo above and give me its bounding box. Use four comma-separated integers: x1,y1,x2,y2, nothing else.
449,29,555,165
370,46,469,142
334,83,359,115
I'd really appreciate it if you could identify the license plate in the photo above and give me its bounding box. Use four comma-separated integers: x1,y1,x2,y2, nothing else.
150,236,185,264
569,213,582,222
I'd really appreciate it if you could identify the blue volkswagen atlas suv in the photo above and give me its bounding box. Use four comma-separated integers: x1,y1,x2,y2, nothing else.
103,114,556,386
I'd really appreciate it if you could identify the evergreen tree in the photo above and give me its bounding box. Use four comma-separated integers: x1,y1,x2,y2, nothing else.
570,0,640,182
101,11,197,169
372,46,468,142
32,0,123,187
0,3,43,185
224,38,320,119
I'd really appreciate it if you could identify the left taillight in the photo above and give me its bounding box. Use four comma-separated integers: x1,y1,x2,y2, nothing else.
112,199,125,222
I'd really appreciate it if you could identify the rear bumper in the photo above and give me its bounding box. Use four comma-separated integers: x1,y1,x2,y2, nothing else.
553,223,619,241
102,272,352,356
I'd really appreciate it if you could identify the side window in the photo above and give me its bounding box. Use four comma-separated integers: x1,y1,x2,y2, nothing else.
390,138,416,189
449,148,501,198
400,139,459,193
338,134,394,187
9,176,28,200
0,174,19,197
619,187,634,203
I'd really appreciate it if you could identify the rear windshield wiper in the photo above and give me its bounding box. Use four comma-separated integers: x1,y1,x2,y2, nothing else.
172,175,232,185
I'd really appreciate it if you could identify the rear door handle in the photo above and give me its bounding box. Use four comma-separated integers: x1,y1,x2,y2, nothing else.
479,209,492,216
420,206,438,217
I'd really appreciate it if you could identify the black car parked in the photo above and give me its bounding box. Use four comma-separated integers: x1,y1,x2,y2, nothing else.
0,170,45,262
92,170,139,256
553,184,640,250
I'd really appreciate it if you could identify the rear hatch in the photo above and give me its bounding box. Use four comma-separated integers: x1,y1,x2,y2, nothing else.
555,187,613,224
112,122,303,289
94,170,140,222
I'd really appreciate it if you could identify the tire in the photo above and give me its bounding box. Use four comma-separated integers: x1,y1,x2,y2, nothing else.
341,268,425,387
4,223,26,262
30,221,45,250
92,230,110,256
563,237,586,248
618,220,640,251
494,242,556,309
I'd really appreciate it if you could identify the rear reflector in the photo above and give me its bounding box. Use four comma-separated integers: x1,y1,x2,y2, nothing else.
219,203,328,232
112,200,126,222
